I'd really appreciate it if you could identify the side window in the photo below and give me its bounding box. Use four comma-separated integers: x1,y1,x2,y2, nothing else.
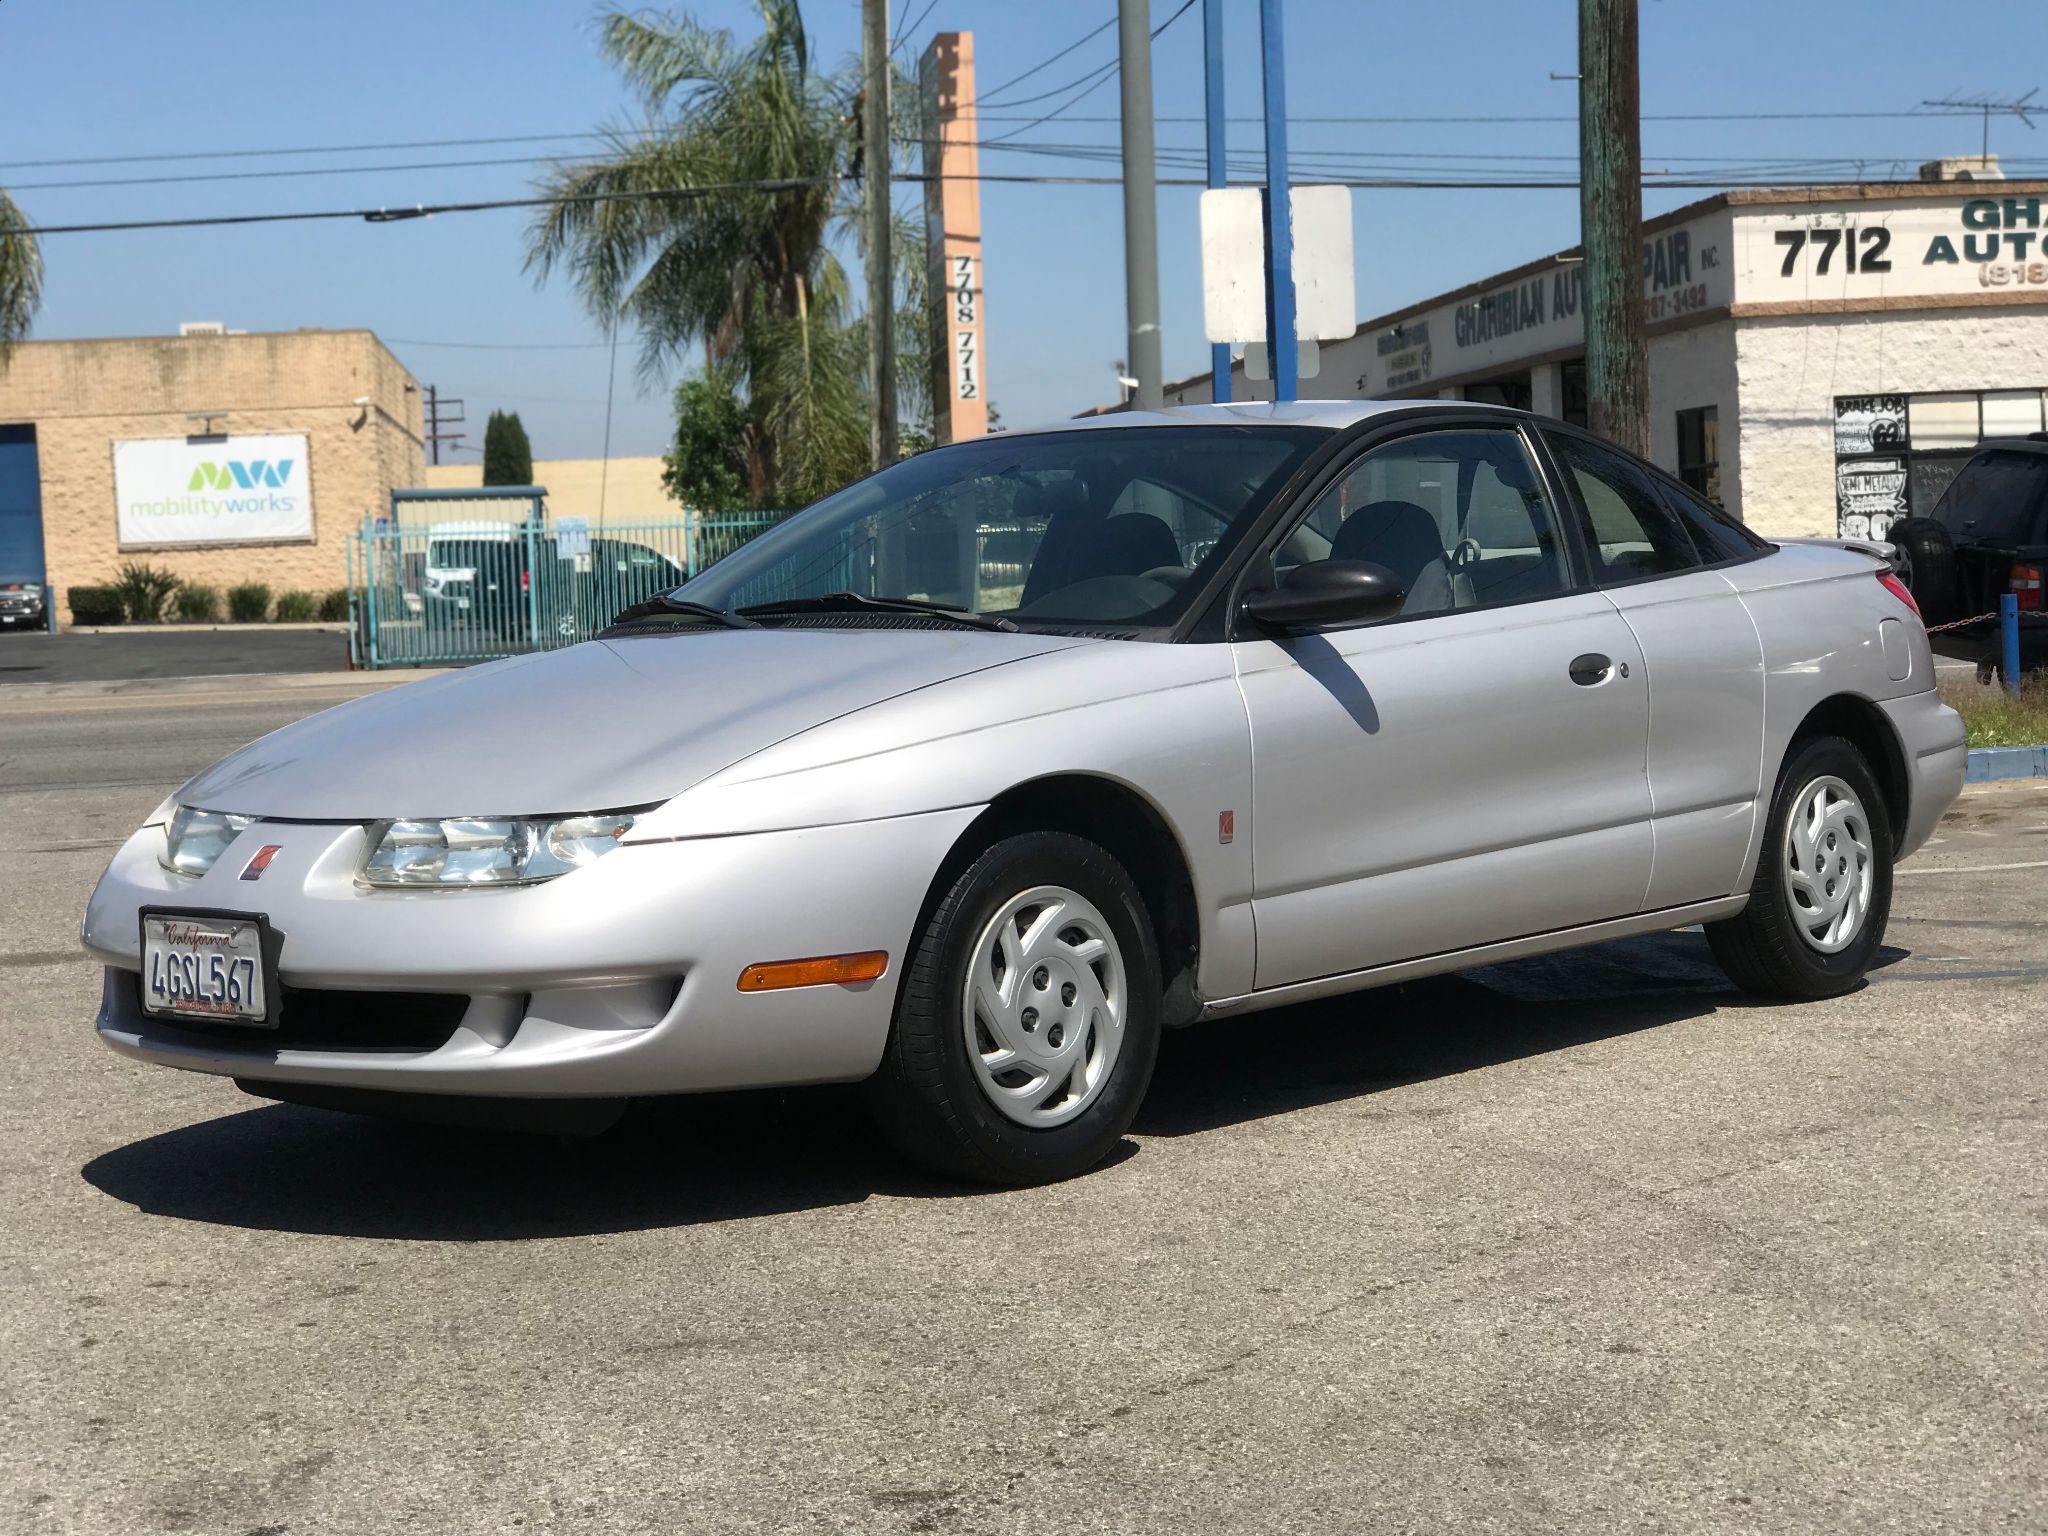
1657,480,1766,564
1284,429,1571,618
1546,430,1702,581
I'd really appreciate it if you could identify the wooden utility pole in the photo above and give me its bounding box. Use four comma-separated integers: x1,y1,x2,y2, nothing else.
1578,0,1647,455
862,0,898,469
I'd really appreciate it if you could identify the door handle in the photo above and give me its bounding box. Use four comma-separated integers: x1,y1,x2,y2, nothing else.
1568,652,1614,686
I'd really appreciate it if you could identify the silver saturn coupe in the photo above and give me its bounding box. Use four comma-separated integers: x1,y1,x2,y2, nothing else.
84,402,1968,1184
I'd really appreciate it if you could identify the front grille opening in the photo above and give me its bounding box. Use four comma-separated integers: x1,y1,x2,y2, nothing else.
132,976,469,1053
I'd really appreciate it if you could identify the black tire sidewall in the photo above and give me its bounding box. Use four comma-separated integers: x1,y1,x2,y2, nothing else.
1751,736,1894,989
882,831,1162,1183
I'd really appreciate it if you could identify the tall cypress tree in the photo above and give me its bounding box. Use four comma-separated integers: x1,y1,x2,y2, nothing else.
481,410,534,485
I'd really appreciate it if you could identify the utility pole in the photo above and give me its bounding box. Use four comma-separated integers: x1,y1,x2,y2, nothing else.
1203,0,1230,403
862,0,898,469
1578,0,1647,455
423,384,466,466
1118,0,1163,410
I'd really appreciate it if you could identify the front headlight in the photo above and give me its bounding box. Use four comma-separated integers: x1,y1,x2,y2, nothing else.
359,810,639,887
160,805,257,876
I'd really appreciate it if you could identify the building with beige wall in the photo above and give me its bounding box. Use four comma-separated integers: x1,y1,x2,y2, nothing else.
0,327,424,621
1145,175,2048,538
422,455,672,525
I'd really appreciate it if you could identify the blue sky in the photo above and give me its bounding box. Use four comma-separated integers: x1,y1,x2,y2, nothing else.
5,0,2043,461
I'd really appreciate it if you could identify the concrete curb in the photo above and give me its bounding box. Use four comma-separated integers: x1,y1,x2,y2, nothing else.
58,622,349,635
0,670,447,703
1966,745,2048,783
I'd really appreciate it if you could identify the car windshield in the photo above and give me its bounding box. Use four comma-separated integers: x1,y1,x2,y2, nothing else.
1932,449,2048,544
674,425,1327,627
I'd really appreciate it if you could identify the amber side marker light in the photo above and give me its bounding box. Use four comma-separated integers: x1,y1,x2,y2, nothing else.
737,951,889,992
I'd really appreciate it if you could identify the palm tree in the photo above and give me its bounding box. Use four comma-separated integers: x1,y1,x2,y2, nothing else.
0,188,43,361
527,1,869,507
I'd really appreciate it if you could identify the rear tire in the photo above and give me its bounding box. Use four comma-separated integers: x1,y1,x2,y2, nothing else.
1886,516,1957,627
864,830,1162,1186
1707,735,1893,1000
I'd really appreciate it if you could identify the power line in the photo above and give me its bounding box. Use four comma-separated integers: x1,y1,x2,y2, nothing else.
25,168,2015,240
977,15,1118,106
0,106,2008,178
982,0,1198,148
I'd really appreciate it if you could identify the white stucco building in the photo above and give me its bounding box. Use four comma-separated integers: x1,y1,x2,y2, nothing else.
1155,175,2048,538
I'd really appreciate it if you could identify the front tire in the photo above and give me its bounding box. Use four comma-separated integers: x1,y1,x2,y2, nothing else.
1707,735,1893,1000
865,830,1162,1186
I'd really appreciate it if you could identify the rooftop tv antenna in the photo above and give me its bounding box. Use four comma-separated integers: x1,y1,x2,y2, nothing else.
1921,89,2038,160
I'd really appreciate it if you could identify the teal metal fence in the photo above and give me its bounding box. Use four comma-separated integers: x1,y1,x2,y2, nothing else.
347,486,783,668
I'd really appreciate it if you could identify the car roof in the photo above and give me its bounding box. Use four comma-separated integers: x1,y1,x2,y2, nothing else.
1005,398,1527,439
1971,435,2048,458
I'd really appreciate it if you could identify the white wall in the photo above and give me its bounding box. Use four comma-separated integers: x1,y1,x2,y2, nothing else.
1734,306,2048,537
1647,322,1741,517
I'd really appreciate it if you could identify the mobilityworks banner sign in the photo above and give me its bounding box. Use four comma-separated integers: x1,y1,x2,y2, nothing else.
115,433,314,547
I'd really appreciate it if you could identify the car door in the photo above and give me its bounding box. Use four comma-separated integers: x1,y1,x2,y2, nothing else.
1233,422,1654,992
1542,428,1767,909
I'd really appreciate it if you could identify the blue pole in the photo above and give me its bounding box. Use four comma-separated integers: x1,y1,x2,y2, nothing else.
2001,591,2022,697
1258,0,1296,403
1204,0,1230,404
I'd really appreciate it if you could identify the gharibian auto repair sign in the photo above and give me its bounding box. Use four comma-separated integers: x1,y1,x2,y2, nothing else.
115,434,314,547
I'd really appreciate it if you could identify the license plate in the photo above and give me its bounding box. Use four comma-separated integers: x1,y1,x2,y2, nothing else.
141,913,271,1025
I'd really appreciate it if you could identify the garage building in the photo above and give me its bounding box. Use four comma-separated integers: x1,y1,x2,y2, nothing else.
1160,171,2048,538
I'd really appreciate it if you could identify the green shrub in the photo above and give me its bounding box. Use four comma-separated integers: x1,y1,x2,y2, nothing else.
113,561,181,623
274,589,319,622
174,583,220,623
68,585,125,625
227,583,272,623
317,586,350,623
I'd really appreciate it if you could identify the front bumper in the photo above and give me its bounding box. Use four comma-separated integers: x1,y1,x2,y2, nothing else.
85,806,980,1097
0,600,45,627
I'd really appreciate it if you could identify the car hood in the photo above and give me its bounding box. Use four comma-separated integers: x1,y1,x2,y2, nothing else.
176,629,1093,821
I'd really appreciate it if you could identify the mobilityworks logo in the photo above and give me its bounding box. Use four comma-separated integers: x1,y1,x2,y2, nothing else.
188,459,295,491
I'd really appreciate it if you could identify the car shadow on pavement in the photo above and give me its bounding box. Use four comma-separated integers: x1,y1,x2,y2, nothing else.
79,928,1900,1239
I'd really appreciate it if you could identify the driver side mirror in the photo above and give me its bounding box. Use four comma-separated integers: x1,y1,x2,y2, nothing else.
1239,559,1406,631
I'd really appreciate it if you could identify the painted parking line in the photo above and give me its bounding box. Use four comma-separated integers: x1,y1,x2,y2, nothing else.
1895,859,2048,878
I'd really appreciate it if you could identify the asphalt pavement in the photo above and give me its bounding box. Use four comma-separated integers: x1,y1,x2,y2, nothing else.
2,675,2043,1534
0,628,352,686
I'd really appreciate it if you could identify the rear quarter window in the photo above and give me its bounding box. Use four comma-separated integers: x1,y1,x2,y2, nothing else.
1655,481,1769,564
1933,451,2048,544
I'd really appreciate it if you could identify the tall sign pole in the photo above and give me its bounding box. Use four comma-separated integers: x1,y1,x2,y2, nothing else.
862,0,897,469
918,34,988,443
1259,0,1297,403
1578,0,1647,454
1118,0,1164,409
1203,0,1230,403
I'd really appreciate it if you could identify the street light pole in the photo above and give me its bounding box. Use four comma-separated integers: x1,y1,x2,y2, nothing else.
1578,0,1648,454
1204,0,1231,403
1118,0,1164,410
862,0,898,468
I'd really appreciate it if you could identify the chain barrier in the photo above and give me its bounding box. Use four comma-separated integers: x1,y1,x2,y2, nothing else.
1923,609,2048,635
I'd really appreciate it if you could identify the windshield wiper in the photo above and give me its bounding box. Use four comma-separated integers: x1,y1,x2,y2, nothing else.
738,592,1019,632
604,594,759,631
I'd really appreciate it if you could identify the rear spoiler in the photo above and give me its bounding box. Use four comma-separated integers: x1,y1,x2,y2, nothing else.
1771,535,1902,572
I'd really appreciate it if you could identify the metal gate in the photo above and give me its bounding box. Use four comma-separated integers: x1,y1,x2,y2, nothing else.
347,486,782,668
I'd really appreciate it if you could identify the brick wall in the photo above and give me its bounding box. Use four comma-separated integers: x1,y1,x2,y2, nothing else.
0,330,424,620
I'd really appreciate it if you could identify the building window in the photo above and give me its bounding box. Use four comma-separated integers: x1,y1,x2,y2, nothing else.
1833,387,2048,537
1560,360,1589,428
1675,406,1720,504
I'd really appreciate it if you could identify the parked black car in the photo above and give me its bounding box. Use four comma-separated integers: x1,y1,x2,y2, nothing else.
0,577,47,631
427,531,687,648
1890,435,2047,672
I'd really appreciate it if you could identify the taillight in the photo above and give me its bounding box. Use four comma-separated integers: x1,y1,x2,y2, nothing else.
520,570,531,595
2013,562,2043,612
1878,569,1920,618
